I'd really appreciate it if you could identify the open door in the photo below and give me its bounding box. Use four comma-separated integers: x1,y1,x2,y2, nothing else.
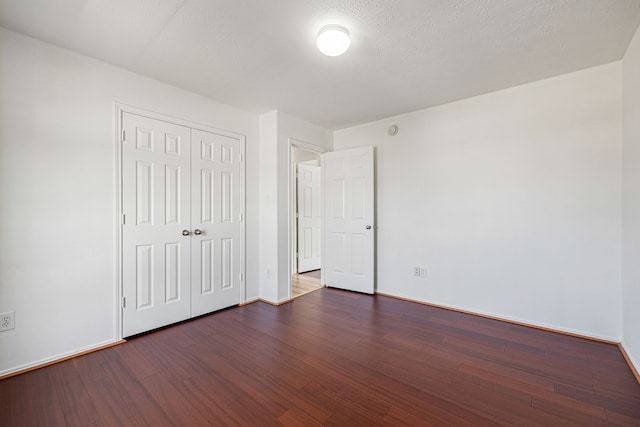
323,146,375,294
296,163,322,272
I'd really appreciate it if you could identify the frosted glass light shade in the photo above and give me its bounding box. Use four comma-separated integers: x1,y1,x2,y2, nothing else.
316,25,350,56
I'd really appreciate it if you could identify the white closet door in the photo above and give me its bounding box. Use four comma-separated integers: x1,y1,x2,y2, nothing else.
190,129,242,317
122,113,191,337
323,146,375,294
297,163,321,272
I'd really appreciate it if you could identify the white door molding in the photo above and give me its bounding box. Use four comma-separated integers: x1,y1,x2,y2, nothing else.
287,138,328,299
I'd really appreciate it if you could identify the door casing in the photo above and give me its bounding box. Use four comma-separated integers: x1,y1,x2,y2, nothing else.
288,139,327,299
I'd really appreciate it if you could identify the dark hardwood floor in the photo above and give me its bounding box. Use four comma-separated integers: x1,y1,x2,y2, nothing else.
1,288,639,426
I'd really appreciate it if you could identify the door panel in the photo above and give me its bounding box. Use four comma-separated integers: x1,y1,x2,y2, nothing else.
190,129,241,317
297,163,322,272
122,113,243,336
164,242,181,302
323,146,375,294
122,113,191,337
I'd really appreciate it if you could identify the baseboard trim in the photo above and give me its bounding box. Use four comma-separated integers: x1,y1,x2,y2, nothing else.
619,342,640,385
291,287,324,299
375,291,619,345
259,297,294,306
0,340,126,381
239,297,260,307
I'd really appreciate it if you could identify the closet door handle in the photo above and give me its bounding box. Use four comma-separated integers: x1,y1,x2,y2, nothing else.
182,230,190,236
194,229,203,235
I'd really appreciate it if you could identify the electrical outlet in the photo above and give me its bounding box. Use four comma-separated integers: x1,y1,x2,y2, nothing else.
413,267,420,277
0,311,15,332
420,268,427,278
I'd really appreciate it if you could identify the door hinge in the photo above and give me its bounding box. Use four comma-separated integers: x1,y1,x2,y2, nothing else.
239,212,243,222
122,213,126,225
122,297,126,308
239,272,244,281
121,130,126,142
239,153,244,162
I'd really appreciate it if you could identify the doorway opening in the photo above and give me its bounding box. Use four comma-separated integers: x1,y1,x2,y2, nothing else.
290,142,325,298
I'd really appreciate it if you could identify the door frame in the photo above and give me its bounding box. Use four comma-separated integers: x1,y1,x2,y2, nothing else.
287,138,328,299
114,103,246,340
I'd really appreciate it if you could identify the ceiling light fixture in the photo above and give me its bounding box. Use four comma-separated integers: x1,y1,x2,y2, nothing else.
316,25,350,56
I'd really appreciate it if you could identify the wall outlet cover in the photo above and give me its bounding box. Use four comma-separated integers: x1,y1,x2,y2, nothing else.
0,311,15,331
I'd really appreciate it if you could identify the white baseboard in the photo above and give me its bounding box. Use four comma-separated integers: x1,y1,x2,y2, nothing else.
620,341,640,384
259,296,293,306
376,290,620,344
239,296,260,306
0,338,122,379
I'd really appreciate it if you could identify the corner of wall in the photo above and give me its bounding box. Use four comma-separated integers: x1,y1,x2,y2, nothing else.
621,22,640,378
258,111,280,302
620,341,640,384
256,111,333,302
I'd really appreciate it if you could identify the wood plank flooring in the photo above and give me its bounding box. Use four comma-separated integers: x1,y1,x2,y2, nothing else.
1,288,639,426
291,270,323,298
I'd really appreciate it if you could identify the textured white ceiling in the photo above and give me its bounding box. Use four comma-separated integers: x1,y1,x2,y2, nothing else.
1,0,640,129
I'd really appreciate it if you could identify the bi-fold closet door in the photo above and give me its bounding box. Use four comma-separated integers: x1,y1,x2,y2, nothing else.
121,112,243,337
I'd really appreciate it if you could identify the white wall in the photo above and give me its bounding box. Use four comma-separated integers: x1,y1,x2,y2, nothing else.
258,111,279,302
258,111,332,303
0,28,260,375
335,63,622,340
622,25,640,373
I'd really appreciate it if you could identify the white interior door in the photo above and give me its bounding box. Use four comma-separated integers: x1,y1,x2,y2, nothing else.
122,112,243,336
296,163,321,272
190,129,242,317
122,113,191,336
323,146,375,294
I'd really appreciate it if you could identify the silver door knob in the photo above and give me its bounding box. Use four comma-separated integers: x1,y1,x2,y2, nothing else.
365,225,372,230
182,230,190,236
194,229,203,235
